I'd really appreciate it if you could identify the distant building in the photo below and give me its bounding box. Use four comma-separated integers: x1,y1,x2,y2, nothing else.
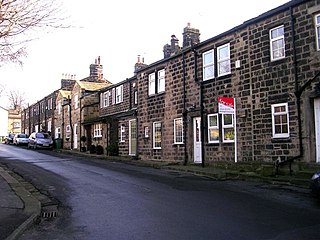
8,109,21,134
0,106,8,140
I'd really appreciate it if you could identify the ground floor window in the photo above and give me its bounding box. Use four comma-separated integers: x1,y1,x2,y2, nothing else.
222,114,234,143
208,114,219,143
55,127,61,139
174,118,183,144
94,124,102,137
271,102,289,138
153,122,162,149
66,125,71,139
120,125,125,142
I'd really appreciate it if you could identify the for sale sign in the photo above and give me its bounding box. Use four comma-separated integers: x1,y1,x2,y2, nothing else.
218,97,235,114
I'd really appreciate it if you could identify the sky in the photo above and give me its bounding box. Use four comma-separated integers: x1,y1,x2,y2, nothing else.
0,0,289,108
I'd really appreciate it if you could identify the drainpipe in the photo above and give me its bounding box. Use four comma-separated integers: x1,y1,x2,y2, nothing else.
68,96,73,150
291,6,303,159
277,6,302,174
182,51,187,165
200,77,205,168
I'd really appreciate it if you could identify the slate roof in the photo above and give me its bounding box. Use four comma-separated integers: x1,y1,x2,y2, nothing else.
77,80,112,91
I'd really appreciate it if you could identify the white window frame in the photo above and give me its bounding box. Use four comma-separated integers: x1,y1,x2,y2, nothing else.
144,126,149,138
74,94,79,109
153,122,162,149
94,123,102,137
66,125,71,139
47,120,52,132
48,98,52,110
55,127,61,139
203,49,214,81
174,118,183,144
111,88,115,105
134,90,138,105
271,103,290,138
217,43,231,76
222,114,235,143
270,25,285,61
103,91,110,107
158,69,165,93
116,85,123,104
149,72,156,95
120,125,125,142
58,101,62,114
208,114,219,143
315,14,320,51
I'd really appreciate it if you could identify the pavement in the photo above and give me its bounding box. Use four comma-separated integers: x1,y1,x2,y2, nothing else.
0,166,41,240
0,148,319,239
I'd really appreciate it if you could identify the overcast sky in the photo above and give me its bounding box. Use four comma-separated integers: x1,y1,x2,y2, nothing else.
0,0,289,107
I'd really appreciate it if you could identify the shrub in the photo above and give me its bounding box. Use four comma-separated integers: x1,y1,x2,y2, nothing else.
89,145,96,154
96,145,104,155
107,143,119,156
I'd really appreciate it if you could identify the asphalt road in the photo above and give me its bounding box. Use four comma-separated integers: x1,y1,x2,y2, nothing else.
0,144,320,240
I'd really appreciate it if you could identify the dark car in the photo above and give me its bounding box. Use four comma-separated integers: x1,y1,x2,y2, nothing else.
28,132,53,150
13,133,29,146
4,133,15,144
310,171,320,198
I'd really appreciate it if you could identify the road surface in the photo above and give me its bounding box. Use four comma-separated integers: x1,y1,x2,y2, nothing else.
0,144,319,240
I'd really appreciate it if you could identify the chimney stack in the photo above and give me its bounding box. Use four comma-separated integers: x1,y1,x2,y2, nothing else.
89,56,104,82
134,55,148,74
182,23,200,48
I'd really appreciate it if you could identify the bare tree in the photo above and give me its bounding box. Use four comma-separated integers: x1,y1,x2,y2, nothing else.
0,0,66,65
7,89,26,111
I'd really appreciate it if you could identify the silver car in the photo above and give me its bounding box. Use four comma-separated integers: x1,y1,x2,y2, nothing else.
13,133,29,146
28,132,53,150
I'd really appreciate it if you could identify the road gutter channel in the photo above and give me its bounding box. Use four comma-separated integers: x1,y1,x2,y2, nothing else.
0,166,41,240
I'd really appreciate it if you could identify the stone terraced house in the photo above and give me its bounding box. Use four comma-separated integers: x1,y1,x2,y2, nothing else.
134,0,320,165
21,0,320,167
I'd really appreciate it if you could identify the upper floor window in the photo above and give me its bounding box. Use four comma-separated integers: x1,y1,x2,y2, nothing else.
217,43,231,76
153,122,162,149
74,94,79,109
134,90,138,105
101,91,110,108
270,25,285,61
271,103,290,138
208,114,219,143
149,73,156,95
174,118,183,144
47,98,53,110
116,85,123,104
111,88,115,105
158,69,165,93
315,14,320,50
222,114,234,143
40,102,45,113
58,101,62,114
203,50,214,81
149,69,165,96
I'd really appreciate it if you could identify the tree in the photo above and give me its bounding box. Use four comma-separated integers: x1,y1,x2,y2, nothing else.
0,0,66,65
7,89,26,111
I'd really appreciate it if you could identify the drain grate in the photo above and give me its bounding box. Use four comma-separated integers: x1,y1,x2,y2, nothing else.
41,204,58,218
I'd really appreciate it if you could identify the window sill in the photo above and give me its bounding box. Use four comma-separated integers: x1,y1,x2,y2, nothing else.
173,143,184,146
271,137,291,143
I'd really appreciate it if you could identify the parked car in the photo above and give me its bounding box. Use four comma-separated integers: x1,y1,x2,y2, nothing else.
28,132,53,150
311,171,320,199
13,133,29,146
4,133,15,144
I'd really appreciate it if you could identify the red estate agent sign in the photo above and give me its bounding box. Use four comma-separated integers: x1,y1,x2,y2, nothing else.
218,97,235,114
